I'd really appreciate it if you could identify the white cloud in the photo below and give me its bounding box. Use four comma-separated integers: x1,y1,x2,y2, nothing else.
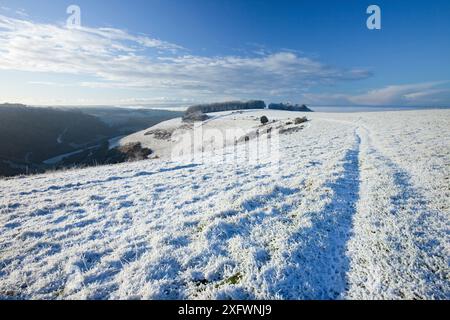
303,82,450,106
28,81,73,87
15,9,28,18
349,82,449,105
0,14,371,103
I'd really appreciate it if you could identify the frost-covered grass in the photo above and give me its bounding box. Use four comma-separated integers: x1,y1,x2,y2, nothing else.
0,109,449,300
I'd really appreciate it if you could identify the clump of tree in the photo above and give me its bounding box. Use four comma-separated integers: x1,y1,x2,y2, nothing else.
58,141,152,168
113,143,153,162
295,117,308,124
260,116,269,125
268,103,313,112
182,111,210,122
185,100,266,115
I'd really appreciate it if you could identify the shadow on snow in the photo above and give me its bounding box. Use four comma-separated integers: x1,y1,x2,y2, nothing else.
264,134,361,299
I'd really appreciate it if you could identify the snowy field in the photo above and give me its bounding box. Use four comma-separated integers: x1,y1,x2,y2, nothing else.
0,109,449,300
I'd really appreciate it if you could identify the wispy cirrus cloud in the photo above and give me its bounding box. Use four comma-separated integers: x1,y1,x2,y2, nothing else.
0,14,372,103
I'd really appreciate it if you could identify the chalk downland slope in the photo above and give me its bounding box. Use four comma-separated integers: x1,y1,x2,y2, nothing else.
0,109,449,300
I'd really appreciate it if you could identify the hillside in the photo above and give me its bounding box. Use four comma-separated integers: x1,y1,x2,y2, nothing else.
0,104,182,177
0,104,114,163
0,109,449,299
119,109,310,160
72,106,183,134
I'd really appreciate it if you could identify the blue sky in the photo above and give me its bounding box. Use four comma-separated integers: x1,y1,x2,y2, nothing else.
0,0,449,106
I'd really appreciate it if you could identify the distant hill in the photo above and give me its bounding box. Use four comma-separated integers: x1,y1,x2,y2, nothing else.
0,104,182,177
0,104,114,164
72,106,183,134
